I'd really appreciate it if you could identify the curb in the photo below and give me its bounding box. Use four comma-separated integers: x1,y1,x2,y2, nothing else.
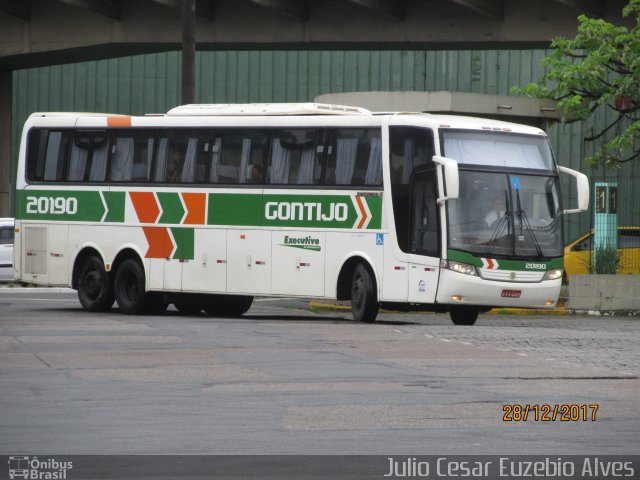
308,300,568,315
309,301,352,312
0,287,75,294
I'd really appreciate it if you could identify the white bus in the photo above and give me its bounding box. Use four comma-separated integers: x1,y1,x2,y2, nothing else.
14,103,588,325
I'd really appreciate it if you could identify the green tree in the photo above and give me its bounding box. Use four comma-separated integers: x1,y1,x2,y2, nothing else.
514,0,640,168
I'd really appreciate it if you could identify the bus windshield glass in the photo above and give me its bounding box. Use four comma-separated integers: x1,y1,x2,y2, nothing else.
442,130,554,170
447,171,562,259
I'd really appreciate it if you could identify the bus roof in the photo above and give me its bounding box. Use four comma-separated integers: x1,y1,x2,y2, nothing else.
410,113,546,135
25,105,546,136
166,103,372,116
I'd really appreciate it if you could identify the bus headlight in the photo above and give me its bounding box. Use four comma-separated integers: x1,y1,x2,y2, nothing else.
543,269,563,281
447,260,477,276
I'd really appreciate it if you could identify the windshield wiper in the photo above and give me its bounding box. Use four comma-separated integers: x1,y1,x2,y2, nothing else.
487,189,512,248
515,189,543,257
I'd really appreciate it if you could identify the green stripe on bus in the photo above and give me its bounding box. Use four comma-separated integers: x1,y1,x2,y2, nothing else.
447,249,563,270
171,227,194,260
17,189,383,230
103,191,125,223
207,192,382,229
18,190,105,222
207,193,263,226
157,192,185,224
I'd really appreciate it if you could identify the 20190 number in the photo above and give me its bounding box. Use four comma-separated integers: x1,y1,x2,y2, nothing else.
26,196,78,215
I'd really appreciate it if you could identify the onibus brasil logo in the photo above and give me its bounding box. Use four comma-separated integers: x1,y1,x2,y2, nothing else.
8,456,73,479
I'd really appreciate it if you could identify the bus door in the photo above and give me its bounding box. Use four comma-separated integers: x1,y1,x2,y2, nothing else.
407,170,441,303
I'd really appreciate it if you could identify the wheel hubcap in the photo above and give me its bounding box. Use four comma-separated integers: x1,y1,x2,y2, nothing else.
124,273,138,302
81,269,101,300
352,275,364,310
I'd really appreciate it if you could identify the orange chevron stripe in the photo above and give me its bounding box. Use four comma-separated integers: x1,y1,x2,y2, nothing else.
142,227,173,258
486,258,495,269
355,196,368,229
182,192,206,225
130,192,160,224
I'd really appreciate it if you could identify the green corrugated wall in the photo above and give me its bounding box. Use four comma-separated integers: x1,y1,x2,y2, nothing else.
12,49,640,240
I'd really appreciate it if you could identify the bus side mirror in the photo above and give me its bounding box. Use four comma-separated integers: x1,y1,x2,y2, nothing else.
558,166,589,214
432,156,459,204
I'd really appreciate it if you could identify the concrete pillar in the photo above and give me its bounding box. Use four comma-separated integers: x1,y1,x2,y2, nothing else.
0,70,12,218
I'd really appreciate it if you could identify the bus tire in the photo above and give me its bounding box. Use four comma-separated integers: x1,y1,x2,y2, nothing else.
449,306,479,325
114,258,148,315
77,255,115,312
351,263,378,323
204,296,253,317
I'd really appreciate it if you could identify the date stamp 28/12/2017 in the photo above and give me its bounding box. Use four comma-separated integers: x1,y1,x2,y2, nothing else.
503,404,599,422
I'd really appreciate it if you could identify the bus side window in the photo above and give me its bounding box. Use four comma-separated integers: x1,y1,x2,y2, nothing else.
110,131,155,182
154,132,186,183
324,128,382,186
26,129,50,181
211,131,269,185
27,130,70,182
175,133,210,183
268,129,323,185
68,131,109,182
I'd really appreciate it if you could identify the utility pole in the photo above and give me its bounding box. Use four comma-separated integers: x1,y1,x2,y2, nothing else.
181,0,196,105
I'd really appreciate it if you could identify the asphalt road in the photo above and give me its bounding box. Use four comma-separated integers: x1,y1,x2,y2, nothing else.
0,289,638,455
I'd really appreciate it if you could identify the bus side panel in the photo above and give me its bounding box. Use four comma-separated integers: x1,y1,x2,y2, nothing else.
48,224,69,286
325,232,384,299
380,246,409,302
181,228,227,293
227,229,271,295
271,231,325,297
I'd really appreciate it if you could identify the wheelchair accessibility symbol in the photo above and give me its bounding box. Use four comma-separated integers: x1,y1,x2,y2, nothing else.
376,233,384,246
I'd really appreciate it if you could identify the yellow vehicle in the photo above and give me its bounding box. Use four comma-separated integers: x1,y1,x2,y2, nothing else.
564,226,640,279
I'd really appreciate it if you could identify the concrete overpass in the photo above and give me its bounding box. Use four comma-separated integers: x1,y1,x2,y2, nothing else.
0,0,632,216
0,0,631,69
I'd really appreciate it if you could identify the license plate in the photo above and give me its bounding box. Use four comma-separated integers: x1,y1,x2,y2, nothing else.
501,289,521,298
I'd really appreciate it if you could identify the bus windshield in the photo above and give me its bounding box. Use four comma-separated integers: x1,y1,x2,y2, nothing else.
447,171,562,258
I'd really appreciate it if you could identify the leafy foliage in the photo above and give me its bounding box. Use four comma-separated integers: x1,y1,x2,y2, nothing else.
591,244,620,274
514,0,640,168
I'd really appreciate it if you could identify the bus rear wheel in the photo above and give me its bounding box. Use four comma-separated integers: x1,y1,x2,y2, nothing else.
449,306,479,326
114,259,148,315
351,263,379,323
204,295,253,317
77,255,115,312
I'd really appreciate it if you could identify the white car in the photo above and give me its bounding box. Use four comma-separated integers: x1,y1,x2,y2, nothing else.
0,218,15,282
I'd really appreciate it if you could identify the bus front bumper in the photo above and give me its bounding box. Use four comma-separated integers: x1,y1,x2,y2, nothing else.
435,269,562,308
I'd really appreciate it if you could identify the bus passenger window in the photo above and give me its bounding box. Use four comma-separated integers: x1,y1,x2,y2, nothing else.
154,132,188,183
179,134,211,183
325,129,382,186
210,131,269,184
110,132,155,182
269,129,322,185
26,129,66,182
68,131,109,182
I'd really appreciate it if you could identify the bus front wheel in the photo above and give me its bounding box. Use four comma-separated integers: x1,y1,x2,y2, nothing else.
351,263,379,323
449,306,479,326
77,255,115,312
114,259,148,315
